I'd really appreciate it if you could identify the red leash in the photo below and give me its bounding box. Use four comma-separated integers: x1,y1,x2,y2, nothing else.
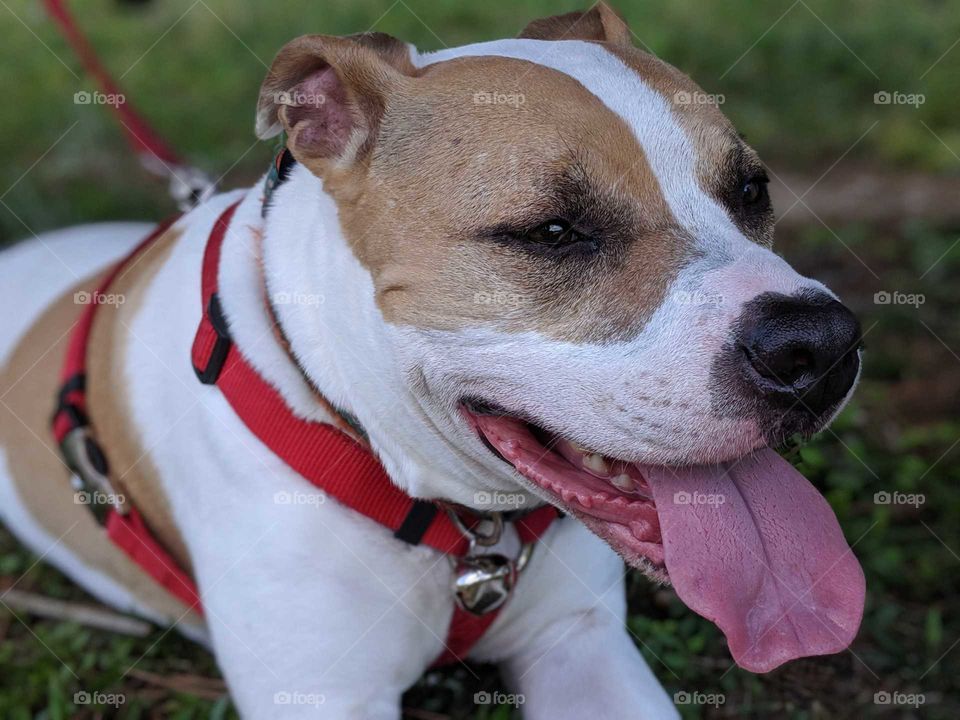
44,0,182,166
44,0,215,209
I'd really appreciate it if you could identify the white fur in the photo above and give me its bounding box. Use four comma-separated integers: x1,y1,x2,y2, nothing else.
262,167,541,507
0,222,152,366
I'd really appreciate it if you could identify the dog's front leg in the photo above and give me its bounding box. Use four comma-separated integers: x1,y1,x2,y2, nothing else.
502,609,679,720
186,496,453,719
199,556,448,718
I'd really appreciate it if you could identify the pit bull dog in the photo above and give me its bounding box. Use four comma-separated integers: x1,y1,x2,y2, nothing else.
0,5,866,718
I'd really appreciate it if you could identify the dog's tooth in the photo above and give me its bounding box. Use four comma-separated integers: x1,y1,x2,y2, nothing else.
610,473,635,492
583,453,609,475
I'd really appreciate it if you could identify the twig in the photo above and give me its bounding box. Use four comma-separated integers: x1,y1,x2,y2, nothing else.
126,668,227,700
0,587,151,637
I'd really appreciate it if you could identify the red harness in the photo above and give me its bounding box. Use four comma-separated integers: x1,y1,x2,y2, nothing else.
53,198,558,666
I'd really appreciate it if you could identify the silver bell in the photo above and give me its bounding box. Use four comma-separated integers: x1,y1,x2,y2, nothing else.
453,553,517,616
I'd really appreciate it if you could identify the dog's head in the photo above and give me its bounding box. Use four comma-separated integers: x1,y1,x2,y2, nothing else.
256,4,865,673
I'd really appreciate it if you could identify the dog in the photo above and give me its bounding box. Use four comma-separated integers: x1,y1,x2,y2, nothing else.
0,4,866,718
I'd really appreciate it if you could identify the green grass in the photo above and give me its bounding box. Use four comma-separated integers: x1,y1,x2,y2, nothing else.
1,0,959,718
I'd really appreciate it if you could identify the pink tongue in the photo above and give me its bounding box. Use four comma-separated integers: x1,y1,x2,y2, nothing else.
641,448,865,673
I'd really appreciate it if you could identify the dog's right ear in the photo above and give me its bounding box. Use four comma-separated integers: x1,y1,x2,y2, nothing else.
519,3,632,46
256,33,413,172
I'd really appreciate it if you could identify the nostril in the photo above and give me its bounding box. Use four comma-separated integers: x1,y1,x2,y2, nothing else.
790,348,814,374
743,342,817,388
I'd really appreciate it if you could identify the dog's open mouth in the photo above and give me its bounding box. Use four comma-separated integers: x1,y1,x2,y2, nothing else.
461,401,866,673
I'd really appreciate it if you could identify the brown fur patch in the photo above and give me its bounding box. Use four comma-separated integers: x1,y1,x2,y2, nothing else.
86,229,192,571
325,56,688,343
0,228,199,623
519,3,632,46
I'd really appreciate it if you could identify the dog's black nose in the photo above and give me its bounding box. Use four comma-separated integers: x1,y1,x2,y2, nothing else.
739,291,861,416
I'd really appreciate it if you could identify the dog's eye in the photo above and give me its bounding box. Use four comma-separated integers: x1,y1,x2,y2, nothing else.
741,176,769,207
482,217,599,258
523,220,586,246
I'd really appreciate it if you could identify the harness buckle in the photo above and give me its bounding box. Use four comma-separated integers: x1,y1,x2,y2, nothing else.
60,426,129,525
168,165,217,212
141,157,217,212
193,294,232,385
446,507,504,549
445,507,536,616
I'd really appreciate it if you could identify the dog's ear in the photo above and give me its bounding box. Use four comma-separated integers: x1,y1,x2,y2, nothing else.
518,2,632,46
256,33,413,170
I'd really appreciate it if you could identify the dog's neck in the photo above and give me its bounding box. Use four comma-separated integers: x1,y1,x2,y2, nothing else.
215,166,533,508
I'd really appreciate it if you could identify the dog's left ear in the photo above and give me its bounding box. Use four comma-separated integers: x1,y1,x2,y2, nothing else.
255,33,414,171
519,2,632,46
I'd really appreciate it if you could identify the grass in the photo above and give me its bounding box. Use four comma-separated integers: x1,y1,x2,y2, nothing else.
1,0,959,718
